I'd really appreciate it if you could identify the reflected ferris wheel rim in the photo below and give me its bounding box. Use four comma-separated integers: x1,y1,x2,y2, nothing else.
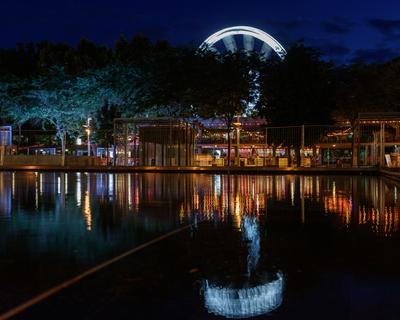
199,25,287,60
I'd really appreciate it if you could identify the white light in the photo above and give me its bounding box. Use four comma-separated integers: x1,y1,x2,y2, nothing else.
108,173,114,197
242,216,260,273
204,273,284,318
76,137,82,146
243,34,254,51
214,175,221,196
65,173,68,194
76,172,81,206
200,26,286,60
57,176,61,194
223,35,237,52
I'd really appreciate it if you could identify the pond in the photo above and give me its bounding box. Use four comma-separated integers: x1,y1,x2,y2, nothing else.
0,172,399,319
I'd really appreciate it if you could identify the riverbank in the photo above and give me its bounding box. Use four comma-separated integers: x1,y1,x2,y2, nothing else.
0,164,379,175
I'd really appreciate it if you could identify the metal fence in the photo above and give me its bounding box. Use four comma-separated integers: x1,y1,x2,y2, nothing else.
263,125,353,168
112,120,399,168
114,118,196,166
6,115,400,169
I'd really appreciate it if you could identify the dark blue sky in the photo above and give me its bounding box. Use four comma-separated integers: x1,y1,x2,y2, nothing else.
2,0,400,63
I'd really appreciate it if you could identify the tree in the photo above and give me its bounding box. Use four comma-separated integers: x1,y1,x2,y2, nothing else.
333,60,400,166
94,100,121,164
257,43,335,126
37,39,112,75
94,63,143,117
0,76,40,146
115,34,153,67
195,51,255,166
0,43,39,77
28,67,106,163
334,60,400,123
131,45,199,117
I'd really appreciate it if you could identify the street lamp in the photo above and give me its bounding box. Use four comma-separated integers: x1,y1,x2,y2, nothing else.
86,117,92,156
86,128,91,156
233,116,242,166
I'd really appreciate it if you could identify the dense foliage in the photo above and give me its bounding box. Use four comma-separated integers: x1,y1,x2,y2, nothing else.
1,35,400,148
257,43,335,125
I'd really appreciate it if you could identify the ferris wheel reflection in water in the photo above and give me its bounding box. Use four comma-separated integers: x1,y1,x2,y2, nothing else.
203,215,284,318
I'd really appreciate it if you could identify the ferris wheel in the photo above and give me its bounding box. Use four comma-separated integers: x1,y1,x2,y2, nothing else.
199,26,286,60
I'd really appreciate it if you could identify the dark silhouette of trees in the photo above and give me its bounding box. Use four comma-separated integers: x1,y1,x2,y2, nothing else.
115,34,153,66
0,43,39,77
333,59,400,124
257,43,335,126
2,34,400,153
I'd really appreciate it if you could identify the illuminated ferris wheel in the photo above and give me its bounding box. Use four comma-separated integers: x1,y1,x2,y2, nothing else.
199,26,286,60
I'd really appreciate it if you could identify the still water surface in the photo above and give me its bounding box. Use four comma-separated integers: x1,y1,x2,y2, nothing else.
0,172,399,319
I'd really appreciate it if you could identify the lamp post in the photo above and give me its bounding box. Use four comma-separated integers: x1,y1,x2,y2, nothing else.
86,128,91,156
86,117,92,157
233,116,241,166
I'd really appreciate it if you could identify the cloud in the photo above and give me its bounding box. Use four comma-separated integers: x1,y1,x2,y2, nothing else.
321,17,354,34
351,47,400,63
368,19,400,38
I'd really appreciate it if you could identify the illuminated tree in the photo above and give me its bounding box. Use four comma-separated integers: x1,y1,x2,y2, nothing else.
195,51,255,165
0,76,40,146
92,101,121,164
28,67,107,162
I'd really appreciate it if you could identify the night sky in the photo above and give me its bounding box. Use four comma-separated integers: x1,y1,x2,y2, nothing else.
2,0,400,64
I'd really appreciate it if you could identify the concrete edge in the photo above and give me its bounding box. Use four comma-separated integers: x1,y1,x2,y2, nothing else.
0,165,379,175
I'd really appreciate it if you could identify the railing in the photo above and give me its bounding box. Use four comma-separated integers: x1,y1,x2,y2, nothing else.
4,121,400,169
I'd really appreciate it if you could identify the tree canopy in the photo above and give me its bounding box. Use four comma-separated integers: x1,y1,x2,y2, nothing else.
1,35,400,145
256,43,335,126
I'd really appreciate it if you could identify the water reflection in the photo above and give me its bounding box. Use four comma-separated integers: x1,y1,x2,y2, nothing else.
204,273,284,319
0,173,399,249
0,172,399,315
242,217,260,274
0,174,398,234
204,216,284,318
186,175,400,237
